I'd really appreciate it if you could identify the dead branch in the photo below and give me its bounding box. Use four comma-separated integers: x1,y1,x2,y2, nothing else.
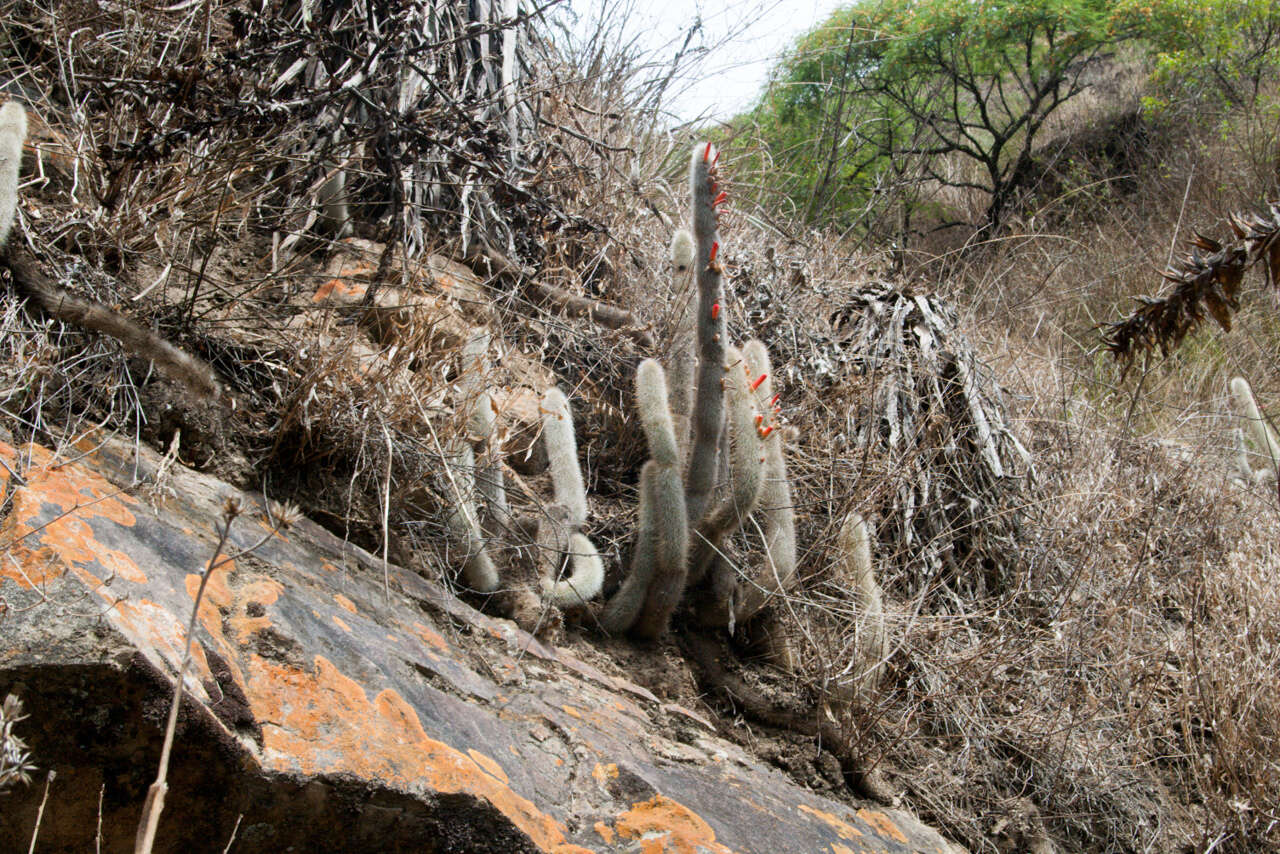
1101,204,1280,365
4,250,223,403
466,242,655,348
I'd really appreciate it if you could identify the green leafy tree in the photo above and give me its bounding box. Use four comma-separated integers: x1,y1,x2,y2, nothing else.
1118,0,1280,110
744,0,1132,236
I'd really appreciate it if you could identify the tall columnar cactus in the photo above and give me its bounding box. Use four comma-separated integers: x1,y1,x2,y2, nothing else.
687,344,766,586
0,102,26,249
670,228,694,273
537,388,603,605
460,332,510,527
1229,376,1280,485
540,532,605,607
542,388,589,526
525,142,801,642
685,143,728,523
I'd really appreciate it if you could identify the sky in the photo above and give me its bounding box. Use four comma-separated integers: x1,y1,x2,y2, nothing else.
562,0,849,123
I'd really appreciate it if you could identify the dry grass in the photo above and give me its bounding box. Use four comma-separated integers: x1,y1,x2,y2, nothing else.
844,78,1280,851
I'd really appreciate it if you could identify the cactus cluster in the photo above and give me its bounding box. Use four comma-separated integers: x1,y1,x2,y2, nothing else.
442,142,887,667
441,336,605,612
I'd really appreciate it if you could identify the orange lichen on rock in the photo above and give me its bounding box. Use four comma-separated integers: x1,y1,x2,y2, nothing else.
467,749,510,784
101,595,215,700
613,795,737,854
856,810,909,845
591,763,619,785
179,569,251,697
412,621,449,653
1,539,63,588
334,593,357,613
594,821,615,844
185,566,234,643
313,256,375,303
246,654,592,853
0,441,143,587
798,804,863,840
228,577,284,644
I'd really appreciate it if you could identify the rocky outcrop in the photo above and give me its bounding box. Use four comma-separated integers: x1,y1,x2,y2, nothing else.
0,434,958,853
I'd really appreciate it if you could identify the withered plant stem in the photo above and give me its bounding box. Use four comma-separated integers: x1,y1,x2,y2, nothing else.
134,502,286,854
27,769,54,854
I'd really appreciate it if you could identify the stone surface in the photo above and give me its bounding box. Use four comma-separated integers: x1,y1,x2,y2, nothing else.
0,435,958,853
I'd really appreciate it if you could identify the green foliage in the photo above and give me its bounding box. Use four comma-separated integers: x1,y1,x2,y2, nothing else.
1119,0,1280,110
742,0,1130,235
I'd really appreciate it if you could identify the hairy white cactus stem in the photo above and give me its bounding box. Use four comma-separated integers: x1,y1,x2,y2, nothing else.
444,444,499,593
1230,376,1280,483
540,532,604,607
837,512,887,700
542,388,589,526
0,102,27,248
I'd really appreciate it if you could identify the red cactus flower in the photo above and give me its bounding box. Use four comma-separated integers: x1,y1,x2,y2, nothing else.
711,302,720,320
750,373,767,392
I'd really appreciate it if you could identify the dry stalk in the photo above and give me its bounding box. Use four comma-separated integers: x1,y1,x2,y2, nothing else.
133,496,294,854
27,770,54,854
